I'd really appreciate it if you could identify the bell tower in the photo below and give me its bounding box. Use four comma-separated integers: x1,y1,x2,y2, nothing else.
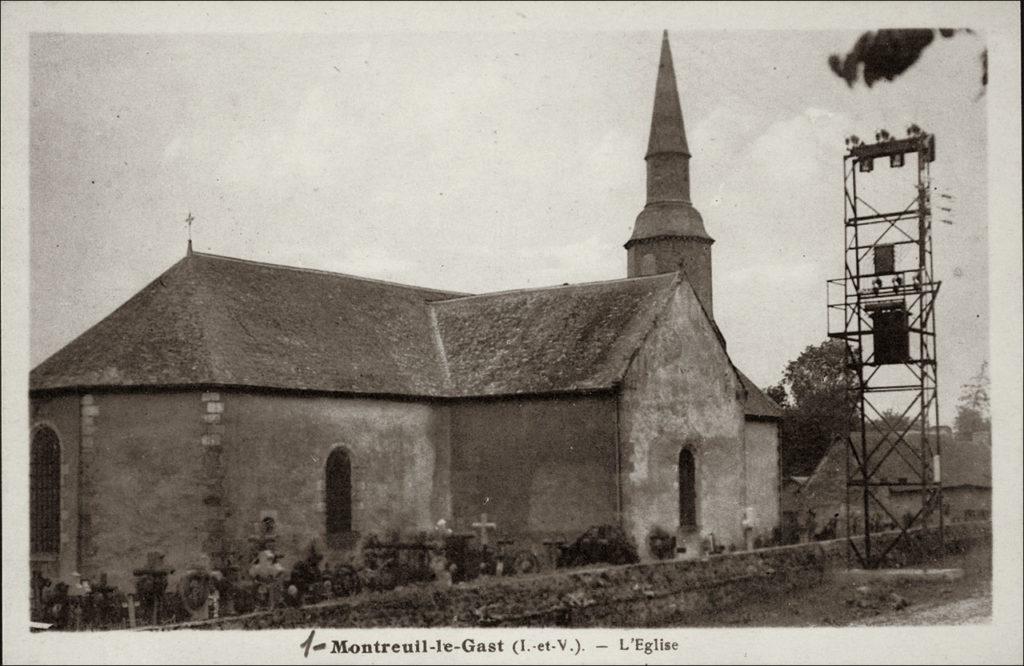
626,31,714,316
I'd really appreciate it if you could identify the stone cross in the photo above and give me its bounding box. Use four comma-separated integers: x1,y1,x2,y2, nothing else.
123,594,141,628
471,513,497,547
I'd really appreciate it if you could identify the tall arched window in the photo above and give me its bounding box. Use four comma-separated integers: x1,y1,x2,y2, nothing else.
325,448,352,534
31,427,61,553
678,448,696,528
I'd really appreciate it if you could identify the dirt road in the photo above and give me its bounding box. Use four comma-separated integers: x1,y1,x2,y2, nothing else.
685,543,992,627
854,592,992,626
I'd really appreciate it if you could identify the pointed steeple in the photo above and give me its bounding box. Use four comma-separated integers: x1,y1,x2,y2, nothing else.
625,31,715,316
647,31,690,158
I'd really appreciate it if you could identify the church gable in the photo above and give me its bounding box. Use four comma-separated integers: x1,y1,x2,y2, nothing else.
618,279,748,556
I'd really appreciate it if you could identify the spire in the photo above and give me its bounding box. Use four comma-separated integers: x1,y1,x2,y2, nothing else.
626,31,714,316
646,30,690,158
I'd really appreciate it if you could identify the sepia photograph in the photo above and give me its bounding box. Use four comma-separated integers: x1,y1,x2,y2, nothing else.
2,2,1021,664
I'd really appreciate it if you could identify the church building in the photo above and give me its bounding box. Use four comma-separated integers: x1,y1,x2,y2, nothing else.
29,33,781,587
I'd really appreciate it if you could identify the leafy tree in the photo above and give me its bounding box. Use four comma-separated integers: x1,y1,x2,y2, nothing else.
763,382,790,409
875,407,914,433
774,339,858,476
954,361,991,442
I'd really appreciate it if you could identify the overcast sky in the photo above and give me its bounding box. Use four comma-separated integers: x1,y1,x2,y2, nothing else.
25,22,992,412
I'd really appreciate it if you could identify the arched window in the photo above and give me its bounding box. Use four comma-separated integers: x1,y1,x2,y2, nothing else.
31,427,61,553
325,448,352,534
678,448,696,528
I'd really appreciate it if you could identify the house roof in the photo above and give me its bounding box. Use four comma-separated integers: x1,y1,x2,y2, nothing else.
31,251,775,414
887,434,991,490
800,430,991,499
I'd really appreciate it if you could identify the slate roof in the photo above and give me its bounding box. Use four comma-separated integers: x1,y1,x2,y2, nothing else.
890,434,991,490
736,371,784,420
30,253,460,395
31,251,778,417
803,429,991,496
647,31,689,157
433,274,677,396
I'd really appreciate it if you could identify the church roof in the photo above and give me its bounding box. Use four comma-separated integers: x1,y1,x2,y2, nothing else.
31,251,779,417
433,274,677,396
736,371,784,420
646,30,690,158
29,252,460,395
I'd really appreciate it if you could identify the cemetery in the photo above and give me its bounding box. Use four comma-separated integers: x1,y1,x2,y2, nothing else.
30,516,988,631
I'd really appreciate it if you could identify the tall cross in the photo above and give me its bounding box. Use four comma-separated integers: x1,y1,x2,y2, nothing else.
471,512,497,547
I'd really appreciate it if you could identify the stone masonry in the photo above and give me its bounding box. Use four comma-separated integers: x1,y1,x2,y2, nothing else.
201,392,228,564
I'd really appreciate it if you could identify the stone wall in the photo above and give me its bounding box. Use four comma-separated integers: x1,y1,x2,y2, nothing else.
889,486,992,524
169,521,989,630
448,395,618,539
627,236,713,315
223,393,449,569
618,283,747,558
743,420,780,545
30,390,452,587
77,392,205,589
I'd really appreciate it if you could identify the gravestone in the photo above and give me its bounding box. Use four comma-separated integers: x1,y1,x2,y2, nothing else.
132,551,174,626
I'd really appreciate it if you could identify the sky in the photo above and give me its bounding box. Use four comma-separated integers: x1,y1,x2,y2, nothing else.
24,22,993,414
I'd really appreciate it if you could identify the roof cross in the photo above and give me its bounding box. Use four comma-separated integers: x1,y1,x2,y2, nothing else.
185,211,195,255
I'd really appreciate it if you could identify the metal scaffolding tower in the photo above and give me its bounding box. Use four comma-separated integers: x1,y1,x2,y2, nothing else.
827,129,943,569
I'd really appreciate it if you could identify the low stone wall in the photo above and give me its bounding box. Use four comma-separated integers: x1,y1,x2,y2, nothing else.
160,521,989,630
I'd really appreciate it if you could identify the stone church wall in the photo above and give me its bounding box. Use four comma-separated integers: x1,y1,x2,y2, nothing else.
619,283,747,559
222,392,449,567
59,392,206,589
29,394,82,584
448,395,618,541
743,420,780,544
30,391,451,587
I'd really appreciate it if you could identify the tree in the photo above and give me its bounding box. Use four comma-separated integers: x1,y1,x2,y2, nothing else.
774,339,858,477
954,361,991,442
876,407,914,433
763,382,790,409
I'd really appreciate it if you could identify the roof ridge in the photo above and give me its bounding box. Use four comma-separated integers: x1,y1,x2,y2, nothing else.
189,251,468,297
186,260,228,384
433,272,677,304
31,255,192,376
427,304,452,389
